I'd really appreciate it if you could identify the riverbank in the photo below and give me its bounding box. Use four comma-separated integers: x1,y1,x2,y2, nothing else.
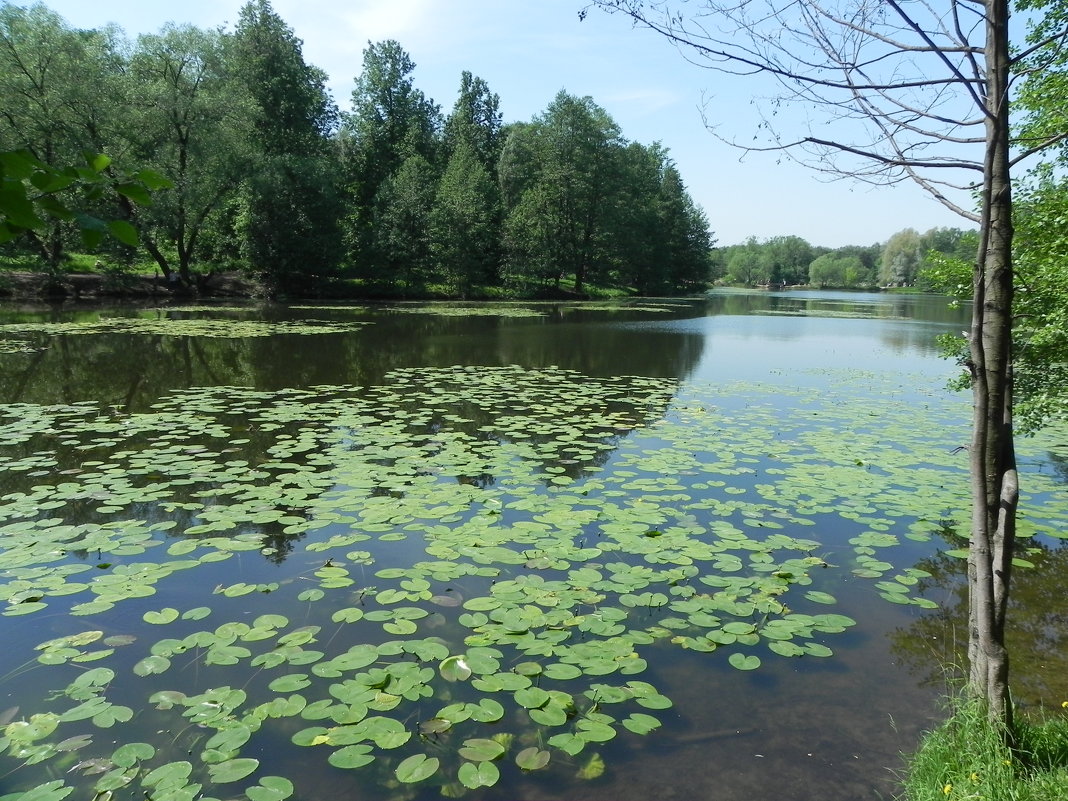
902,696,1068,801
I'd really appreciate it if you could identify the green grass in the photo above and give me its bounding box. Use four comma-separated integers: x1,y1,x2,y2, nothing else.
902,695,1068,801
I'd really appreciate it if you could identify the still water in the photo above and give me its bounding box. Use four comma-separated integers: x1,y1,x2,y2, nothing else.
0,290,1064,801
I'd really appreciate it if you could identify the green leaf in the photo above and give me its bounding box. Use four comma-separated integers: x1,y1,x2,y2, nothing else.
245,776,294,801
457,760,500,789
143,608,179,625
515,747,551,770
133,655,171,676
576,752,605,780
10,780,74,801
728,653,761,671
107,219,139,246
327,745,375,770
208,758,260,783
115,182,151,206
457,738,505,762
394,754,439,783
438,654,472,682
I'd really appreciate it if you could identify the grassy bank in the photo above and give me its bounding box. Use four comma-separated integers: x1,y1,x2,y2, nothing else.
902,696,1068,801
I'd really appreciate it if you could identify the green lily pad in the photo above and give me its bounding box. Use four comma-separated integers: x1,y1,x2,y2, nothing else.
394,753,439,783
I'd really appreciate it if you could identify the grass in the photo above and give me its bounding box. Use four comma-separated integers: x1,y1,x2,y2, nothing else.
902,695,1068,801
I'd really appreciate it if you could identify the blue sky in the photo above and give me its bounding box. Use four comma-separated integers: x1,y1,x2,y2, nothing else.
40,0,970,247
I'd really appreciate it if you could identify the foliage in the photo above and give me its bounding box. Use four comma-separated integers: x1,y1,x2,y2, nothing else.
228,0,342,295
808,252,869,288
902,695,1068,801
0,3,715,298
340,39,441,279
124,24,256,286
430,140,499,296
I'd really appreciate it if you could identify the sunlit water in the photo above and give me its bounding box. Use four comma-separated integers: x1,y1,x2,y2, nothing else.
0,290,1064,801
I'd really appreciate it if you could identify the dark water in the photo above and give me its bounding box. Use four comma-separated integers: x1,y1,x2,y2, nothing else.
0,290,1064,801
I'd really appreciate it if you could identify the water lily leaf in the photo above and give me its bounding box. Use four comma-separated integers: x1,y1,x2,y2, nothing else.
268,674,311,693
10,780,74,801
143,608,179,625
111,742,155,768
804,591,837,605
514,686,550,710
327,745,374,770
468,698,505,723
515,746,551,771
457,760,500,789
394,754,438,783
141,761,193,789
728,653,761,671
622,713,661,734
133,655,171,676
245,776,294,801
458,738,505,762
208,758,259,783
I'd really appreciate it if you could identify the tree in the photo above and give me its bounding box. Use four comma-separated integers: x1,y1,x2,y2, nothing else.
429,139,498,296
500,92,624,293
588,0,1068,729
808,252,867,288
229,0,342,294
654,164,713,291
442,71,503,171
723,237,771,285
371,153,435,288
880,228,924,287
125,24,254,288
0,3,127,270
340,40,441,278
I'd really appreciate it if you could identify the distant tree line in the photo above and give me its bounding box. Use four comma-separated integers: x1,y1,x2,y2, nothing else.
712,227,978,290
0,1,713,297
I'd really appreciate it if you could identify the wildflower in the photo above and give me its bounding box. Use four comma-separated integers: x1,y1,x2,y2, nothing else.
970,772,979,784
943,783,952,795
1061,700,1068,709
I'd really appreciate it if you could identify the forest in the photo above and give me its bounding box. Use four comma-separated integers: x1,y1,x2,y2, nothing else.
0,1,714,298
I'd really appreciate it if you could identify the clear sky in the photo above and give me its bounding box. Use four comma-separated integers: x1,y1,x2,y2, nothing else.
39,0,971,248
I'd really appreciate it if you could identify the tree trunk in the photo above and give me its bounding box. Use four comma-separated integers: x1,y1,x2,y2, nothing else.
967,0,1017,730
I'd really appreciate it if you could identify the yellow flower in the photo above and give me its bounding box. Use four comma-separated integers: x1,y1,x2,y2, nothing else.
970,772,980,784
943,783,952,795
1061,700,1068,709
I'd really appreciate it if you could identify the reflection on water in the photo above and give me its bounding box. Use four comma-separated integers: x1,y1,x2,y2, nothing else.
0,291,1061,801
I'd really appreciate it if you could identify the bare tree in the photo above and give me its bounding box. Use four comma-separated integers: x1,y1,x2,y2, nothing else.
585,0,1068,729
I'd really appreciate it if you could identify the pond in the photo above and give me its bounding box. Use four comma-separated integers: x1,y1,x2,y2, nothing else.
0,290,1065,801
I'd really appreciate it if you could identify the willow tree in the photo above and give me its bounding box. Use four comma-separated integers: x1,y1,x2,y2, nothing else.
587,0,1068,728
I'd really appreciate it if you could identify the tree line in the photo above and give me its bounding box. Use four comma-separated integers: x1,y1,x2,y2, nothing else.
0,1,713,297
713,227,977,289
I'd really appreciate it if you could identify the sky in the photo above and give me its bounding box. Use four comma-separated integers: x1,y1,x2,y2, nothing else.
38,0,972,248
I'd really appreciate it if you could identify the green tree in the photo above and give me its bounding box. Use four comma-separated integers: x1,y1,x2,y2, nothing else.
340,40,441,278
429,139,498,296
371,153,435,289
125,24,254,288
442,71,503,171
654,164,713,292
808,252,867,288
764,235,813,286
501,92,624,293
879,228,923,286
0,3,126,270
228,0,342,294
723,238,771,285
